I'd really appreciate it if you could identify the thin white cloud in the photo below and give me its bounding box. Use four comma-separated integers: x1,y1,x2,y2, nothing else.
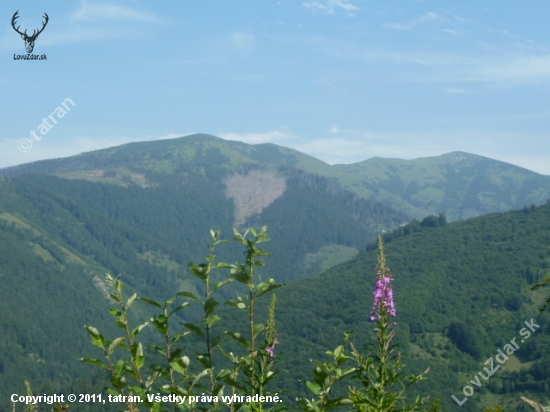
469,54,550,86
303,0,358,15
384,12,438,31
440,87,474,94
71,0,159,22
306,35,550,87
218,130,297,145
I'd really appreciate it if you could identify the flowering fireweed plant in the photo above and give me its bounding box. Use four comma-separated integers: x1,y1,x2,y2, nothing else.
80,227,285,412
297,236,438,412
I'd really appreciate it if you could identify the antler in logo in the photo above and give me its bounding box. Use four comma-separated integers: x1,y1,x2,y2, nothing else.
12,11,49,54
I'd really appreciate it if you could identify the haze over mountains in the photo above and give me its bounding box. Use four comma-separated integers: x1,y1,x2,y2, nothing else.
0,134,549,410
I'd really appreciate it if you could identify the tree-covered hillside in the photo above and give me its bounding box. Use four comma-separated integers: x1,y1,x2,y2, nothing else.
267,201,550,410
0,168,405,401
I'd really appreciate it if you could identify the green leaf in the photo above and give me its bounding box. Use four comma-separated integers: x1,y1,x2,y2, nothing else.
132,322,149,339
134,355,145,369
108,308,123,318
151,316,168,335
115,279,123,294
169,356,190,375
148,345,166,356
84,326,105,348
213,383,224,398
80,358,108,369
188,263,208,280
177,291,201,302
114,359,126,377
84,325,101,338
109,293,122,304
212,278,233,292
207,314,222,328
183,323,205,338
325,398,353,410
204,298,219,315
230,267,252,284
253,323,266,339
190,369,210,389
169,302,190,317
225,332,249,349
108,337,126,355
306,381,321,396
115,319,128,329
126,293,138,309
131,342,144,359
255,283,284,299
171,331,191,344
139,297,162,308
106,388,119,397
110,375,127,389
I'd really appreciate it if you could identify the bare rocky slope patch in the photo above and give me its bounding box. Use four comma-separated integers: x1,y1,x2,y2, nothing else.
224,170,287,226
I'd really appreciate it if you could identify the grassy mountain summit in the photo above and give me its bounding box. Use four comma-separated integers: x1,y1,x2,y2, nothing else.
2,135,548,222
335,151,550,221
0,134,365,190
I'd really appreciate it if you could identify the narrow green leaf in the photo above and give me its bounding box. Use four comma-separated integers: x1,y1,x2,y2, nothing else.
252,323,266,339
80,358,107,369
126,293,138,309
139,297,162,308
169,302,190,317
134,355,145,369
115,279,123,294
108,337,126,355
183,323,205,338
132,322,149,339
225,332,249,349
177,291,201,302
114,359,126,377
212,278,233,292
84,326,105,348
255,283,284,299
171,331,190,344
190,369,210,389
109,293,122,304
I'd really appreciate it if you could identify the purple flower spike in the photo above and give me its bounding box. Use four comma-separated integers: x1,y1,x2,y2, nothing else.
266,336,279,358
370,275,396,320
371,236,396,321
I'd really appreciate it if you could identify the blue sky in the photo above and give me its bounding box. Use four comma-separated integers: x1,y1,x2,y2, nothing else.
1,1,550,173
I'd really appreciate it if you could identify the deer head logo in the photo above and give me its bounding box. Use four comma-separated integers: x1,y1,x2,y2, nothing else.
11,11,49,54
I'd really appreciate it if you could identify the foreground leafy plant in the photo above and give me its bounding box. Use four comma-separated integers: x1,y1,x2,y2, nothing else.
298,236,436,412
81,227,284,412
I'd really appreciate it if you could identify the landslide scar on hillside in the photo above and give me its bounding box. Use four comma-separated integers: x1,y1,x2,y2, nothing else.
225,171,287,226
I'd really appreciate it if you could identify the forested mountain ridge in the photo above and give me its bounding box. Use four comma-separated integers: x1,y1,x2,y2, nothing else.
335,151,550,221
